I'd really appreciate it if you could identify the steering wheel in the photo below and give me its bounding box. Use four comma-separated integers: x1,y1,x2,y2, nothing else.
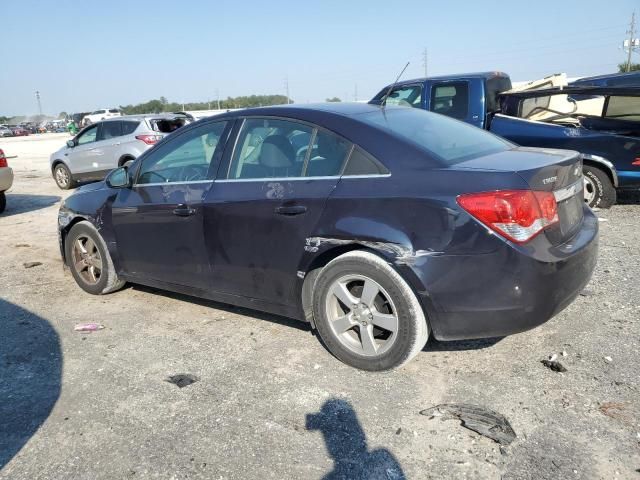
181,165,208,182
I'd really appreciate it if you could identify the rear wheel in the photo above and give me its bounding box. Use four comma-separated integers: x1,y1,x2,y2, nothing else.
583,165,616,208
312,250,429,371
65,221,125,295
53,163,75,190
0,192,6,213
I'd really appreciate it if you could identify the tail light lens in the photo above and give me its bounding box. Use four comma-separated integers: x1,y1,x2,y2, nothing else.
135,134,163,145
0,149,7,168
457,190,559,243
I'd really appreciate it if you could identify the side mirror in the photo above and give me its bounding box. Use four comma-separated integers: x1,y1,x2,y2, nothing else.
105,166,131,189
66,139,75,148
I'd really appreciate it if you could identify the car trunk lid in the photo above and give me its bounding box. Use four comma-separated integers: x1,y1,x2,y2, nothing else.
454,147,584,245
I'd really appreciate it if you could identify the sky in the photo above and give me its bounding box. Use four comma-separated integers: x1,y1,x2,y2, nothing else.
1,0,636,116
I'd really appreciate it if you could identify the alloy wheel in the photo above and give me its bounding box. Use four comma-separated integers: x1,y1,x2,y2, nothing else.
71,235,103,285
325,274,399,356
583,175,596,206
55,166,70,188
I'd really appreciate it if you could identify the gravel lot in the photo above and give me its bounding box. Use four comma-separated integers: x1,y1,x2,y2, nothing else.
1,134,639,479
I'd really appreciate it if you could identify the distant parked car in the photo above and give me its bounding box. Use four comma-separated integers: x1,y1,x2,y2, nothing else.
82,108,122,126
57,103,597,370
50,113,190,189
10,126,29,136
0,127,13,137
0,149,14,213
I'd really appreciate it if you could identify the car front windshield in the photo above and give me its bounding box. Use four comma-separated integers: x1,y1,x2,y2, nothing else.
359,107,511,164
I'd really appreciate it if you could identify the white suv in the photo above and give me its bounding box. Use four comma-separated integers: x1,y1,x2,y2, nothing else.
82,108,122,126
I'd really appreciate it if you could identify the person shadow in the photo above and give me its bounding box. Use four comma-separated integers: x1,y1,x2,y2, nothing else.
0,299,62,469
306,399,406,480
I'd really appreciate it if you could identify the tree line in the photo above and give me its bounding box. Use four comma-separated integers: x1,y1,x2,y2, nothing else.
119,95,292,114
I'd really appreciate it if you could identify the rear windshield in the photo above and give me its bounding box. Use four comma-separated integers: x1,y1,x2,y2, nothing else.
359,107,511,164
149,118,187,133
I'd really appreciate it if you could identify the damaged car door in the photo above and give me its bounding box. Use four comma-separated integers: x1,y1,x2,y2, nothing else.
111,121,230,290
204,117,351,305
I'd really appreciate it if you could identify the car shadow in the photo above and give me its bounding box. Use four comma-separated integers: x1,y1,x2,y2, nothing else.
424,336,503,352
0,299,62,469
130,284,311,332
306,399,406,480
617,191,640,205
2,194,61,217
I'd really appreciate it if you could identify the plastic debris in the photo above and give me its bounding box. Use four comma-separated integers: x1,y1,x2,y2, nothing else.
23,261,42,269
541,359,567,372
604,356,613,363
165,374,199,388
419,404,516,445
74,323,105,333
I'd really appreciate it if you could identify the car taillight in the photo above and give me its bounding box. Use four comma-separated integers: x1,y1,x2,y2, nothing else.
0,149,7,168
135,134,163,145
457,190,559,243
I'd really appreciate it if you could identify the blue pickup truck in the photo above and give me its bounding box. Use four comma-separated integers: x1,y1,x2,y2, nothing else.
371,72,640,208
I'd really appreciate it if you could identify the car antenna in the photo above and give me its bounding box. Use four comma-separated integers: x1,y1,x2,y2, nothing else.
380,61,410,110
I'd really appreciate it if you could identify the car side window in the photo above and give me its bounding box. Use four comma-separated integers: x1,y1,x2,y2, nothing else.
227,119,313,179
343,147,389,176
136,121,228,185
430,81,469,119
305,129,351,177
384,85,423,108
121,121,139,135
98,121,122,140
76,124,98,145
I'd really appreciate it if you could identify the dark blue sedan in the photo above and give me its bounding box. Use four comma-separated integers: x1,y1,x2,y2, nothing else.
57,103,598,370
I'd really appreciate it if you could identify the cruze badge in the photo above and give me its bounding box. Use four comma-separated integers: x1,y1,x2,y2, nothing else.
542,176,557,185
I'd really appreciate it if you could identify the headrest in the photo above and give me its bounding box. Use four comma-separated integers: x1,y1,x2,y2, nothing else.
260,135,294,168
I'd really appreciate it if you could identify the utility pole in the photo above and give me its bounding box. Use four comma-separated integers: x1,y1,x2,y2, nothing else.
422,48,428,77
354,84,358,102
284,77,290,104
35,91,42,116
216,88,220,110
626,11,636,72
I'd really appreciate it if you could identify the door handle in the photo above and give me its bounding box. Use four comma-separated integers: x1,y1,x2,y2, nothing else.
275,205,307,216
173,204,196,217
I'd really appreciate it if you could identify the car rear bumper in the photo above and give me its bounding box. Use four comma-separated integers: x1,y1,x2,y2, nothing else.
0,167,14,192
407,208,599,341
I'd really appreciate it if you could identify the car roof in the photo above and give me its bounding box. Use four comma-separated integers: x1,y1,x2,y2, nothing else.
379,71,509,89
101,113,187,122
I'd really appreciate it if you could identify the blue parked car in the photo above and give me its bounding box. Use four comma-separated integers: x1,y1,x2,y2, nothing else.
371,72,640,208
57,104,597,370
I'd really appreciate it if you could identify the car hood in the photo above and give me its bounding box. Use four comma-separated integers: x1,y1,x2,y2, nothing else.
75,180,108,193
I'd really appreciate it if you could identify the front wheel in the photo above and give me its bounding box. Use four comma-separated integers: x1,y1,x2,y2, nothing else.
312,250,429,371
65,221,125,295
53,163,76,190
583,165,616,208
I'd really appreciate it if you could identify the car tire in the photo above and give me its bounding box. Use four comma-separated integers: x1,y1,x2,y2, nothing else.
65,221,126,295
53,163,76,190
312,250,429,371
583,165,616,209
0,192,6,213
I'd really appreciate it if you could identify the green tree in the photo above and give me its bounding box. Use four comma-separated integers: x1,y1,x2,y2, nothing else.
618,62,640,72
58,111,68,119
326,97,342,102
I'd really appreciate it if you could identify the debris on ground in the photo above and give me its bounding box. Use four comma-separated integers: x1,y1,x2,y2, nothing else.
604,356,613,363
74,323,105,333
23,261,42,268
579,289,595,297
599,402,632,423
14,243,31,248
165,374,199,388
541,359,568,372
419,404,516,445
